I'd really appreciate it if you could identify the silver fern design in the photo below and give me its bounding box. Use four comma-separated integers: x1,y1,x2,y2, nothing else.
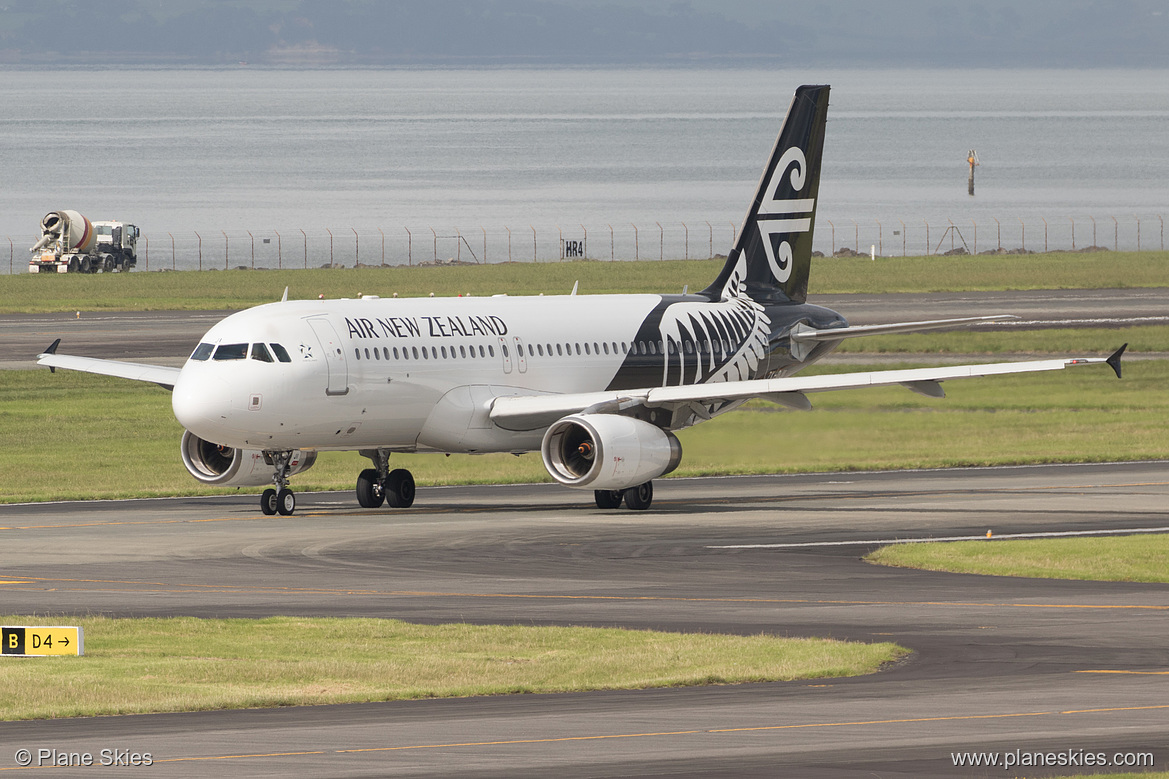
657,253,771,386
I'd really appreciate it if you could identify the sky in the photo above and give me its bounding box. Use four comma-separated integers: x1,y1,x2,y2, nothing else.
2,0,1168,68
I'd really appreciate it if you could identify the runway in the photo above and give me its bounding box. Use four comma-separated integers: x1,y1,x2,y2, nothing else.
2,287,1166,369
2,463,1167,777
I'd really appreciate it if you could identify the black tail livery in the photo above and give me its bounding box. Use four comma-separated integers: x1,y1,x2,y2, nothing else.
703,84,830,304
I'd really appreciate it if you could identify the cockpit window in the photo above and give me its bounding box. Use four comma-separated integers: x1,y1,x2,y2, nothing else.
269,343,292,363
190,343,214,361
250,343,274,362
212,343,248,361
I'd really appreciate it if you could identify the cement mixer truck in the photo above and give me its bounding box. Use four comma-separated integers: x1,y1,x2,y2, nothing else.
29,210,140,273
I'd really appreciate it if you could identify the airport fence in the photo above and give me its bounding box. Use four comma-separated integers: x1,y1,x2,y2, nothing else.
5,214,1165,274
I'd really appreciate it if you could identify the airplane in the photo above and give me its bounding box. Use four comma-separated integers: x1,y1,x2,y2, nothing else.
37,84,1125,516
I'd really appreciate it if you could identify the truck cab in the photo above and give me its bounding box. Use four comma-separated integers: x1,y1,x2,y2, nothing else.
92,221,139,271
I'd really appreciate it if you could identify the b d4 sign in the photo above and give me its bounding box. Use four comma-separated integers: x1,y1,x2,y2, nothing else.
2,626,84,656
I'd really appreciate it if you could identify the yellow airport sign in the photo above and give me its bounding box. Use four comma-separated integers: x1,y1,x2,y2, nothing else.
2,626,83,656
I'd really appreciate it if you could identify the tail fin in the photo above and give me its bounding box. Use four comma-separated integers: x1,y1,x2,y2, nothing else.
702,85,830,304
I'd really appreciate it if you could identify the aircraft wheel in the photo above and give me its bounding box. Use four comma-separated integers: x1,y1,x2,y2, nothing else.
261,488,278,515
385,468,415,508
594,489,623,509
356,468,386,508
623,481,653,510
277,488,296,516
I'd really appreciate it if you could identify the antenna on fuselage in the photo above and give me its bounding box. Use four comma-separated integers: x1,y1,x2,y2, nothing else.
570,281,579,295
280,286,289,303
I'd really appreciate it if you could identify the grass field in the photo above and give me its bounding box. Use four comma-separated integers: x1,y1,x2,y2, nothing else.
1,250,1167,313
867,534,1169,583
3,355,1165,503
0,616,905,721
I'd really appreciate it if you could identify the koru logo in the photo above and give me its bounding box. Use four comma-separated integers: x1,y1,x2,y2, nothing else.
756,146,814,284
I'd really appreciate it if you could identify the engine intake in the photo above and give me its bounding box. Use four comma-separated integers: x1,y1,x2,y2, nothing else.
180,430,316,487
541,414,682,491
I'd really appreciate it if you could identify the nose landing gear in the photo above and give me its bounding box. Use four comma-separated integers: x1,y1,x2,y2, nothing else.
260,451,298,516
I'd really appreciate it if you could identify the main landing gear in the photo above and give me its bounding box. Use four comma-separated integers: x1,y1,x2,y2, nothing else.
594,481,653,511
261,450,298,516
356,449,415,509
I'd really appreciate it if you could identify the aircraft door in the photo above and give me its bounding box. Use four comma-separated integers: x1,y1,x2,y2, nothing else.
497,337,513,374
513,336,528,373
307,317,350,396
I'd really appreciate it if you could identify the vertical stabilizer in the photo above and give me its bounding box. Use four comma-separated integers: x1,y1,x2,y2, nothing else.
703,85,830,304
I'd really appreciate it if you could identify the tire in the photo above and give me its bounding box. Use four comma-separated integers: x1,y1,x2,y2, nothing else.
623,481,653,510
385,468,415,508
103,256,115,273
277,488,296,515
261,488,278,515
594,489,623,509
79,257,93,273
68,257,80,273
356,468,385,508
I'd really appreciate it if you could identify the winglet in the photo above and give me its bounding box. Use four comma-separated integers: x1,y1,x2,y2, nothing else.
1106,343,1127,379
41,338,61,373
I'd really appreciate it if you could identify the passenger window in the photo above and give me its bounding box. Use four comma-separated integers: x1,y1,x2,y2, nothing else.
191,343,214,361
269,343,292,362
250,343,274,362
575,343,581,355
354,348,361,359
460,345,467,358
365,348,371,360
602,342,609,355
556,344,563,356
441,346,448,359
393,347,400,360
213,343,248,361
412,347,419,359
488,345,495,357
478,345,485,358
537,344,544,356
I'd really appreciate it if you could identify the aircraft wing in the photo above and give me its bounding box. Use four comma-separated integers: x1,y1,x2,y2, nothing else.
37,340,181,390
489,346,1126,432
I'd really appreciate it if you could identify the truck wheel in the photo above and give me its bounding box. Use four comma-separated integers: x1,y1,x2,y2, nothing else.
68,257,80,273
79,257,92,273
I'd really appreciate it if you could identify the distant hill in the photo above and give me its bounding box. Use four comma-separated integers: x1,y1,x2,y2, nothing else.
2,0,1167,67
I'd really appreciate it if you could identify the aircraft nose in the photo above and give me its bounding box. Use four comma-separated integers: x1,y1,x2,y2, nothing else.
172,369,235,436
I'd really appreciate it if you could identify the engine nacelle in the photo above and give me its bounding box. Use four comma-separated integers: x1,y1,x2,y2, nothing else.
541,414,682,491
180,430,317,487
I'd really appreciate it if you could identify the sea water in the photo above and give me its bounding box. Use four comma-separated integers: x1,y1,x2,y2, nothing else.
1,67,1166,270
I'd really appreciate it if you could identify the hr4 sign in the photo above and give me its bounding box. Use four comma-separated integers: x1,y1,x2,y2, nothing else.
2,626,84,656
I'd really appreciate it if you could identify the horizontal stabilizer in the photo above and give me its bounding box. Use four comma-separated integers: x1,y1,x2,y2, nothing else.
788,315,1018,360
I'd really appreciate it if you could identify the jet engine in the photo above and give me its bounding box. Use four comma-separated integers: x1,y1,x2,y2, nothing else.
541,414,682,491
180,430,317,487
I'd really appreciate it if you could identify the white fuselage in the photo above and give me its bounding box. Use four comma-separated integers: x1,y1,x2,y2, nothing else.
172,294,673,454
